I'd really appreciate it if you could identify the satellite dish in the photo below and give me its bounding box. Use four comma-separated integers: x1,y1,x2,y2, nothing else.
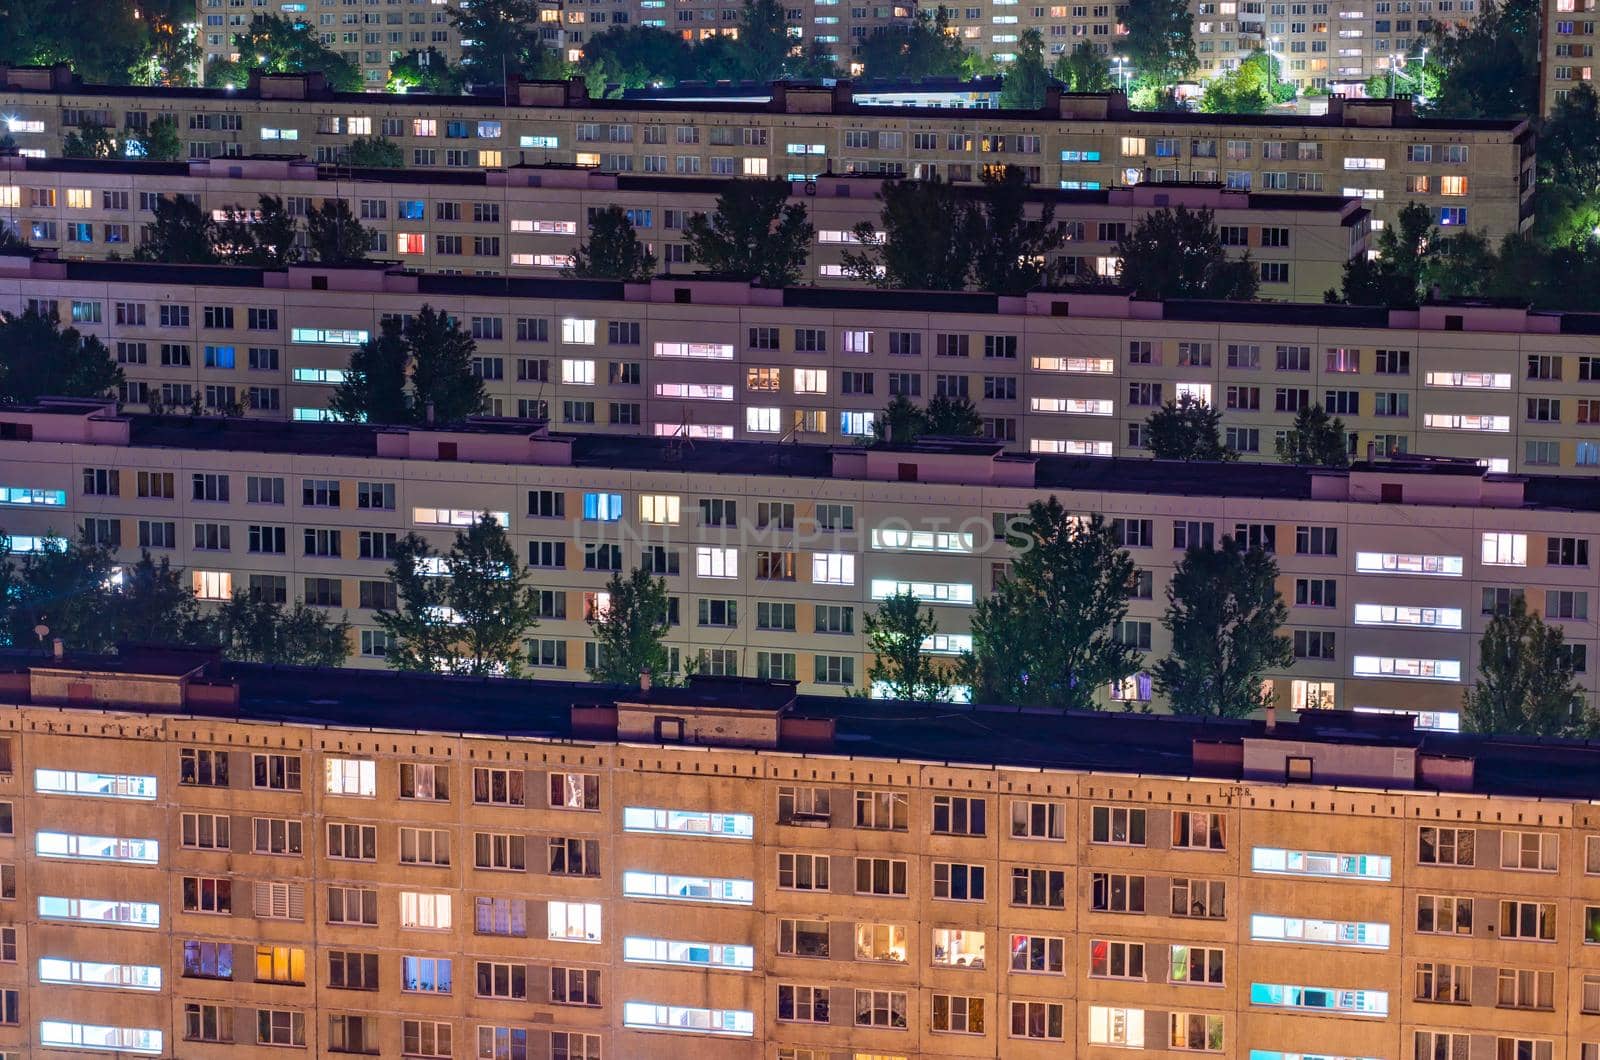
803,180,817,196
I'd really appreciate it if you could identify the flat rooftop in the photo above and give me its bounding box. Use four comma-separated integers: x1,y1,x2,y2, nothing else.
2,651,1594,800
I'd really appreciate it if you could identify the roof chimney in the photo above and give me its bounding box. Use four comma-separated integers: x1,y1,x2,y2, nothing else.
1265,703,1277,733
51,637,63,661
638,669,652,692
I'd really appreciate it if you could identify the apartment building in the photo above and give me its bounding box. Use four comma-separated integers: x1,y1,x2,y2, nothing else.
2,649,1600,1058
6,258,1600,473
1541,0,1600,115
197,0,465,91
5,400,1600,721
0,67,1534,236
0,155,1369,300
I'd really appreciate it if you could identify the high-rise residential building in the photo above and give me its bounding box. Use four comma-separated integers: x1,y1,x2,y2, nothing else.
1541,0,1599,114
0,68,1534,236
0,651,1597,1058
3,263,1597,473
3,400,1600,721
0,155,1371,301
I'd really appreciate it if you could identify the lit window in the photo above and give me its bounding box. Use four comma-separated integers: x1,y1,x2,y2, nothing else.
412,508,509,527
622,871,754,904
653,341,735,360
1252,847,1391,879
747,407,781,433
794,368,828,394
191,570,232,601
695,547,737,579
398,892,451,930
622,1003,754,1036
560,318,596,344
1481,532,1527,566
622,808,753,837
623,937,754,969
812,552,855,585
39,958,162,990
869,579,974,605
1352,655,1462,681
1352,604,1462,629
640,495,680,524
35,832,158,864
1088,1006,1145,1047
39,1023,163,1055
1354,552,1463,576
870,529,975,554
324,757,376,797
1249,914,1390,948
38,896,159,927
34,770,155,800
1249,982,1387,1016
583,492,623,521
548,900,602,942
561,358,596,385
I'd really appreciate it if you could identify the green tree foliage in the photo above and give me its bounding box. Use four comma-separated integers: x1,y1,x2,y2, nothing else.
62,121,118,159
1053,41,1112,91
0,307,123,404
841,176,972,290
1333,200,1432,306
331,317,413,425
387,48,466,94
407,305,487,423
1114,206,1259,300
1463,595,1595,737
5,534,118,652
0,0,154,84
998,29,1053,109
1424,0,1537,119
966,164,1069,295
869,394,983,445
580,27,694,95
217,194,301,268
109,550,206,644
864,590,951,701
133,9,203,87
1120,0,1197,88
305,198,373,264
683,179,814,288
586,566,673,685
207,592,352,666
228,14,362,91
854,8,972,80
1363,54,1443,105
1155,536,1293,718
1199,49,1294,113
376,518,540,676
568,205,657,281
960,501,1139,710
203,58,249,90
1143,396,1235,461
129,115,183,161
449,0,546,86
0,225,27,252
737,0,794,82
345,135,406,168
133,195,219,264
332,306,485,425
1276,405,1351,467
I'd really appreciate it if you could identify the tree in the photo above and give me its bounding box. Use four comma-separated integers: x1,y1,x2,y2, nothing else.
207,592,352,666
217,194,301,268
966,165,1069,295
1363,53,1443,105
405,305,486,423
1462,596,1594,737
586,566,673,685
6,534,117,653
870,394,927,446
1335,200,1432,306
107,550,205,645
62,121,118,159
737,0,794,82
0,307,123,404
999,29,1053,109
568,206,657,282
925,394,983,437
332,306,484,425
864,591,950,701
378,517,539,676
229,14,361,91
133,195,219,264
387,48,466,94
345,135,405,168
134,9,203,87
203,58,249,90
854,7,971,80
1425,0,1537,119
1200,49,1294,113
1144,396,1235,461
331,316,412,424
1053,41,1112,92
449,0,544,86
1114,206,1259,300
0,0,153,84
841,176,972,291
579,26,693,95
1155,536,1292,718
683,179,814,288
960,501,1139,711
128,115,182,161
1120,0,1197,88
305,198,373,264
1276,405,1351,467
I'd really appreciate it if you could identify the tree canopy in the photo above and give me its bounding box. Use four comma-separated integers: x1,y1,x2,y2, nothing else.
332,305,486,425
1199,49,1294,113
998,29,1053,109
0,307,123,404
568,206,657,282
1143,396,1235,461
869,394,984,446
1120,0,1197,91
1462,595,1594,737
305,198,374,264
388,49,466,94
1053,41,1113,92
683,180,814,288
215,15,361,91
1423,0,1537,119
586,567,673,686
853,8,975,81
960,501,1139,711
1114,206,1259,300
1155,536,1292,718
864,591,951,701
1276,405,1351,467
346,136,405,168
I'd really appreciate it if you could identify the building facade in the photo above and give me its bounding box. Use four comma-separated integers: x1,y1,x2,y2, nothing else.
0,155,1369,301
0,68,1534,236
3,260,1599,474
3,402,1600,721
1541,0,1599,115
0,657,1597,1058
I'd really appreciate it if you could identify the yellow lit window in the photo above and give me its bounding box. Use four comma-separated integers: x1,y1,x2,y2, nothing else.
743,157,768,176
575,152,601,167
640,495,681,524
1440,176,1468,196
411,119,436,137
66,189,93,209
479,150,503,168
1120,137,1146,157
255,945,305,984
347,116,372,135
0,187,17,208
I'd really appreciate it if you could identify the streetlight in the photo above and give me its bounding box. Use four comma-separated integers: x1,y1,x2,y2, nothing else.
1111,56,1128,93
1267,36,1280,97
